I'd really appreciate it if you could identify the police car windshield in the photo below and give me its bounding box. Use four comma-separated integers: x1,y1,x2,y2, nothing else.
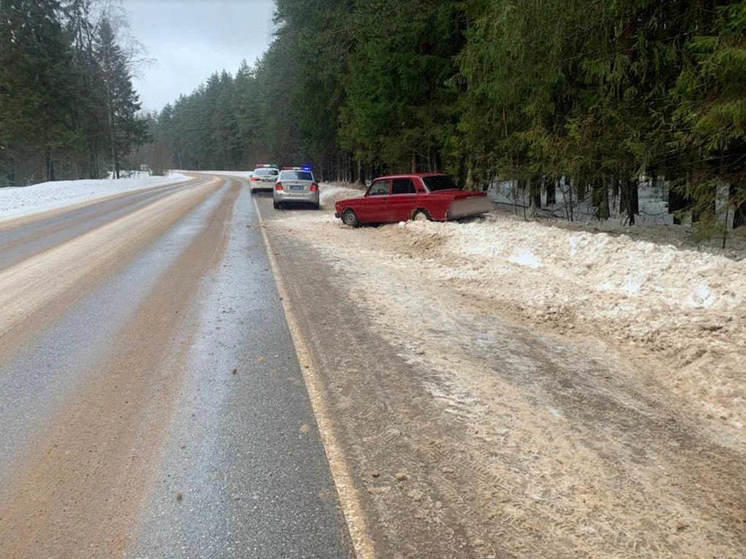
254,168,278,176
280,171,313,181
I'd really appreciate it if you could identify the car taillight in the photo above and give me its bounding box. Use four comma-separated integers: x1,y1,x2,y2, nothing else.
251,176,259,181
310,183,318,191
275,182,283,191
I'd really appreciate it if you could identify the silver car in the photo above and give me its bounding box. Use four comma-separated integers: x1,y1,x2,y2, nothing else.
250,166,279,192
273,169,320,209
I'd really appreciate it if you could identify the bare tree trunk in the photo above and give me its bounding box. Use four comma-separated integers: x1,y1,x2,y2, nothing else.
595,176,610,220
545,176,556,205
45,145,55,181
530,175,541,214
722,204,729,249
106,80,119,179
620,177,638,225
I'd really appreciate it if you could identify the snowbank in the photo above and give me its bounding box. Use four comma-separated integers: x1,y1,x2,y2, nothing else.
268,209,746,438
319,183,364,207
0,172,189,221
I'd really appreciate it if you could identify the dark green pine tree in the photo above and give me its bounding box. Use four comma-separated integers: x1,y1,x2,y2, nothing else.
0,0,79,184
673,1,746,236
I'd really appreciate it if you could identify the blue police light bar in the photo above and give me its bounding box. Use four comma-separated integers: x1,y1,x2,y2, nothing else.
302,165,312,172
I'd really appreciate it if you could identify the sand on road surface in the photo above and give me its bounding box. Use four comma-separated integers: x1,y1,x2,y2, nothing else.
0,175,352,558
256,189,746,558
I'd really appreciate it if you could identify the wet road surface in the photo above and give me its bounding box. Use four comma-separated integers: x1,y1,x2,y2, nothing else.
0,174,352,558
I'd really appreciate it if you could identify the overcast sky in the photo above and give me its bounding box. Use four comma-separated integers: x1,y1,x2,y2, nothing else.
124,0,276,113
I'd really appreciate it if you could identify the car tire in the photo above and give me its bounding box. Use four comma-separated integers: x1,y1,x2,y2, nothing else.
412,209,431,222
273,200,280,210
341,208,359,227
313,203,320,210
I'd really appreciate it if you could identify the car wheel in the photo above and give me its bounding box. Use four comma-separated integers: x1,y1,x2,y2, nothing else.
313,203,320,210
273,200,280,210
341,209,359,227
412,209,431,222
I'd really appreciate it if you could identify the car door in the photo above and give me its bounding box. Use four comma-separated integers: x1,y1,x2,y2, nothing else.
357,179,392,222
389,178,418,221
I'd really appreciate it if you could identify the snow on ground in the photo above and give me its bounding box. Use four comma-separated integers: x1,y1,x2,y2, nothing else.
319,183,364,206
268,202,746,442
266,198,746,555
0,172,189,221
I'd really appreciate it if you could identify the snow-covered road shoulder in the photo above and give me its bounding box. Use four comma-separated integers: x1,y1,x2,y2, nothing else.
268,205,746,440
261,195,746,557
0,172,189,222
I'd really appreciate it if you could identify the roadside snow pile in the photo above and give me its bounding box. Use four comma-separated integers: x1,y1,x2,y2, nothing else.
0,173,188,221
508,248,543,269
319,183,364,207
397,217,746,433
272,209,746,437
434,216,746,312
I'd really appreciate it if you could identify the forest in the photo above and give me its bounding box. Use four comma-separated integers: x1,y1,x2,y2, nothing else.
2,0,745,230
0,0,146,185
145,0,745,229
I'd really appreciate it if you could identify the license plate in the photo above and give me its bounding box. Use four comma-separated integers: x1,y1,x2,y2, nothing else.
290,184,304,191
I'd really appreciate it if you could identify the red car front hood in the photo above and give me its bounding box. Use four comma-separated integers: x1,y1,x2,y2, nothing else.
335,198,352,212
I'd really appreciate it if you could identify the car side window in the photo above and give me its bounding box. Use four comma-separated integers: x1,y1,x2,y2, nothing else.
392,178,415,194
368,180,391,196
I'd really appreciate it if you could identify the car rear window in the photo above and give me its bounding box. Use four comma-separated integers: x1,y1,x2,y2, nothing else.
422,175,458,191
392,178,416,194
280,171,313,181
254,168,278,176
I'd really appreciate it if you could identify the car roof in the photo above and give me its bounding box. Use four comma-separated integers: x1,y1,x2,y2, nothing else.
374,173,447,180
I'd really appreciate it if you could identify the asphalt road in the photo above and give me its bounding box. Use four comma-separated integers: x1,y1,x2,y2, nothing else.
0,174,352,558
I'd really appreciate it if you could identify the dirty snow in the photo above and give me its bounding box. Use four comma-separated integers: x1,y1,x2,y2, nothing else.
507,248,543,268
0,172,189,221
267,207,746,440
265,202,746,557
318,183,364,207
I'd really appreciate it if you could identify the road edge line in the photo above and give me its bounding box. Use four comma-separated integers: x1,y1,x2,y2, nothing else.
252,194,375,559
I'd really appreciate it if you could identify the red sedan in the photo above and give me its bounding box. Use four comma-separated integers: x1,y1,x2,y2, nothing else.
334,173,492,227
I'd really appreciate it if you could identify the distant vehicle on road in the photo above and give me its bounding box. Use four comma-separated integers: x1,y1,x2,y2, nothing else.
250,164,279,192
273,167,320,210
334,173,492,227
